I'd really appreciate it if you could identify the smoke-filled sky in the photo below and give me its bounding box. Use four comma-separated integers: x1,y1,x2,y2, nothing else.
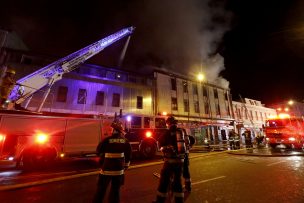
1,0,304,105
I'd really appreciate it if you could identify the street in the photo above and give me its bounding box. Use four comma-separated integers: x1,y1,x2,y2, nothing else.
1,147,304,203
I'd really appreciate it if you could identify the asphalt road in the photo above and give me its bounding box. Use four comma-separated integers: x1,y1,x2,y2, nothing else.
1,149,304,203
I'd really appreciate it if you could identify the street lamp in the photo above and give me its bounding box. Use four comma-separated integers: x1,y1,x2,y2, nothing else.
288,100,294,105
197,73,204,82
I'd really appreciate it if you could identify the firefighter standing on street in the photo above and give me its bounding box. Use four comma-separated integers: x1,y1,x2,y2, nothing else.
93,118,132,203
182,129,195,192
0,67,16,108
153,116,186,203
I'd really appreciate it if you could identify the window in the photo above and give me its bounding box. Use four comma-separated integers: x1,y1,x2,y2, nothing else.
204,102,209,114
203,86,208,97
171,78,176,91
216,103,220,115
193,84,198,95
77,89,87,104
137,96,143,109
255,111,259,120
244,109,248,119
214,88,218,99
171,97,178,111
144,117,150,128
131,116,141,128
225,92,229,101
57,86,68,102
95,91,105,106
155,118,166,128
183,81,188,93
184,99,189,112
112,93,120,107
260,112,263,120
250,110,253,120
194,101,200,113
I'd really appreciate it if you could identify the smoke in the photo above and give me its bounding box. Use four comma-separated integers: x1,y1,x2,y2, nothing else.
130,0,232,88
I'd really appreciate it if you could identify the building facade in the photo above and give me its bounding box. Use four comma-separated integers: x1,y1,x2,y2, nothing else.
154,70,235,144
232,98,277,142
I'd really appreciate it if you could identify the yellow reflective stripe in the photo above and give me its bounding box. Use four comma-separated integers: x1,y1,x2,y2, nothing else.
125,162,130,167
105,153,124,158
109,138,126,143
164,158,184,163
100,170,124,175
173,192,184,198
156,191,168,197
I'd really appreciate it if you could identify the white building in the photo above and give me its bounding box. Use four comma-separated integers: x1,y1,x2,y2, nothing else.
232,98,277,139
154,70,235,144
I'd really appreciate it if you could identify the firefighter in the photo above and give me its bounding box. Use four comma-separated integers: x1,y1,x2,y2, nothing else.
233,132,241,149
0,67,16,107
153,116,186,203
228,131,235,149
243,129,252,148
183,129,195,192
93,118,132,203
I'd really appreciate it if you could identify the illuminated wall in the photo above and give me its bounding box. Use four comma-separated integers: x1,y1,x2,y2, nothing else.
26,64,154,116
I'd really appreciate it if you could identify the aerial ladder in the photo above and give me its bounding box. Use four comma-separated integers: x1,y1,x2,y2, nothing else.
8,26,135,112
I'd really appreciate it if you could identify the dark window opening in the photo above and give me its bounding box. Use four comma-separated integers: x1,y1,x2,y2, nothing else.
57,86,68,102
137,96,143,109
131,116,141,128
171,78,176,91
95,91,105,105
77,89,87,104
172,97,178,111
144,117,151,128
112,93,120,107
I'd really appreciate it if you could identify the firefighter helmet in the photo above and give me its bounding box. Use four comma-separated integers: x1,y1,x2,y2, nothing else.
166,116,177,125
5,69,16,75
111,120,125,133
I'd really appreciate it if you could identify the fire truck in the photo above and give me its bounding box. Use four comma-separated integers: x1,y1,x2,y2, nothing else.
264,114,304,150
0,111,166,169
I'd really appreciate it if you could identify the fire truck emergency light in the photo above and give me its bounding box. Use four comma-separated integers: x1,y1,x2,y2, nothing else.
145,131,152,138
35,133,49,144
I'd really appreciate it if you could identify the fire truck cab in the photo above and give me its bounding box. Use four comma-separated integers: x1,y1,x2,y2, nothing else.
264,114,304,150
123,114,167,158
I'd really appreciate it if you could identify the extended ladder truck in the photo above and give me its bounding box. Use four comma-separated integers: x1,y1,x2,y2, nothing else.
0,27,136,169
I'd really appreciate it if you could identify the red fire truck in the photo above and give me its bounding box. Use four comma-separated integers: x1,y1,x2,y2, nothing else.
0,111,167,169
264,114,304,150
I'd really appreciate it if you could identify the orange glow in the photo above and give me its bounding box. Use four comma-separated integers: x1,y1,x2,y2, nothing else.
60,153,65,158
145,131,152,138
35,133,49,144
278,113,290,119
162,112,167,116
0,134,5,142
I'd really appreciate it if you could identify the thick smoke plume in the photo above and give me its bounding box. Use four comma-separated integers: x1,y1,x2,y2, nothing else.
130,0,232,88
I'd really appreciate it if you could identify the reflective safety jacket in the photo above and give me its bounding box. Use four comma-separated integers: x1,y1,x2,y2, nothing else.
0,75,15,99
96,133,132,176
158,125,186,162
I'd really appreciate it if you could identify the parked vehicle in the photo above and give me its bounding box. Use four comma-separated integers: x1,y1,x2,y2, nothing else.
264,114,304,150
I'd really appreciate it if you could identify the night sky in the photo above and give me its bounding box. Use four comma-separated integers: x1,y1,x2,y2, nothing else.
1,0,304,106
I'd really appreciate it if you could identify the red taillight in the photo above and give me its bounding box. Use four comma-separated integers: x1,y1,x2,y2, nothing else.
35,133,49,144
0,134,5,142
146,131,152,138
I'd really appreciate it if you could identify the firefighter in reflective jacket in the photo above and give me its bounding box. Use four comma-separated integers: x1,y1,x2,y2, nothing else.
183,129,195,192
154,116,186,203
0,67,16,107
93,119,132,203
